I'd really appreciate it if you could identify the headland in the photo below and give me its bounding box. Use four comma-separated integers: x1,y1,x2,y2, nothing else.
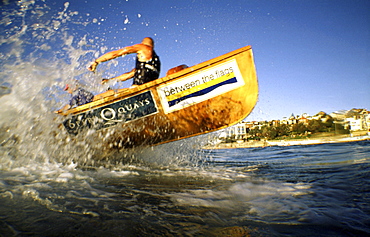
203,131,370,149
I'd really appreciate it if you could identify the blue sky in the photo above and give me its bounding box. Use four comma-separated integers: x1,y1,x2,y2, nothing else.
1,0,369,121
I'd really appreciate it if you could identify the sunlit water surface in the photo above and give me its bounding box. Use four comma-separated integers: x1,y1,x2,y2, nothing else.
0,140,369,236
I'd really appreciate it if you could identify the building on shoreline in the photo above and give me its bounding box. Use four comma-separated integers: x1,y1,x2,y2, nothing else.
220,108,369,141
331,108,369,131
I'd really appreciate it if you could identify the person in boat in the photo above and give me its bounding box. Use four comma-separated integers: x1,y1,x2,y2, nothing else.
55,83,94,113
88,37,161,87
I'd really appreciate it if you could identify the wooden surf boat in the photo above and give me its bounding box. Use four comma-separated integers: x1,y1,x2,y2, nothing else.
58,45,258,148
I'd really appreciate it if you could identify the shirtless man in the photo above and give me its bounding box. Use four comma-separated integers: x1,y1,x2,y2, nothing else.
88,37,160,87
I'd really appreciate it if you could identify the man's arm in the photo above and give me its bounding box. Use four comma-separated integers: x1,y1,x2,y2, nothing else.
101,69,136,84
88,48,126,72
88,44,143,72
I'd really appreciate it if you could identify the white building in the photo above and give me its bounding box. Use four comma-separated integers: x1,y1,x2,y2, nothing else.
346,117,364,131
365,114,370,133
223,122,248,139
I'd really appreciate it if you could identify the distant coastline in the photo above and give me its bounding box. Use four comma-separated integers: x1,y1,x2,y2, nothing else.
203,131,370,149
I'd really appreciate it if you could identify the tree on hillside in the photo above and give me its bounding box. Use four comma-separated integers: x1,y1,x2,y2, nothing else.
275,124,290,137
261,125,277,140
307,119,326,133
292,123,307,135
307,120,320,133
315,111,327,117
322,117,334,132
249,127,261,140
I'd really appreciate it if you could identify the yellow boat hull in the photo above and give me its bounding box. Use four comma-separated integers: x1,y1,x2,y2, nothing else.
59,45,258,148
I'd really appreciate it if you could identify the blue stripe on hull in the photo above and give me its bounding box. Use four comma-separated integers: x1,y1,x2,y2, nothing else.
168,77,238,107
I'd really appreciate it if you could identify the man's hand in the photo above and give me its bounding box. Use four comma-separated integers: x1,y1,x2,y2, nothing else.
88,61,99,72
54,104,71,114
101,78,110,84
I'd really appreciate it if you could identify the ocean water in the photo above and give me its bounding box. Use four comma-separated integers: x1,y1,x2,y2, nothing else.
1,1,369,236
0,140,369,236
